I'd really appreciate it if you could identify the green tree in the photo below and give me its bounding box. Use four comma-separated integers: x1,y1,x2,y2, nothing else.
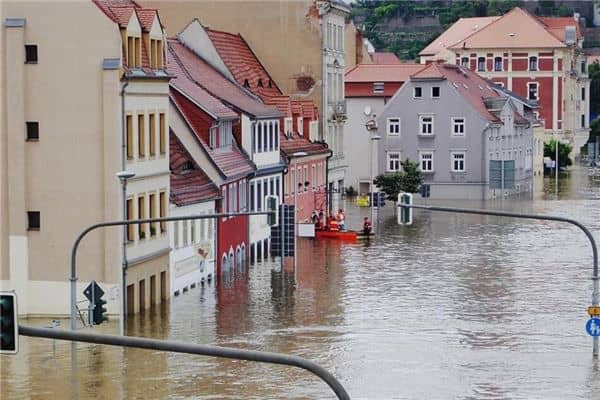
374,159,423,202
590,62,600,115
544,139,573,169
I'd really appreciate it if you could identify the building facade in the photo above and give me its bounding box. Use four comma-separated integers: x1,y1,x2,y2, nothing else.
421,8,590,155
169,134,219,296
377,63,534,200
344,63,425,194
1,0,171,316
142,0,366,201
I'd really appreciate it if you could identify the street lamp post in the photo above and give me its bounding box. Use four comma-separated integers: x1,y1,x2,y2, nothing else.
365,116,380,228
116,170,135,336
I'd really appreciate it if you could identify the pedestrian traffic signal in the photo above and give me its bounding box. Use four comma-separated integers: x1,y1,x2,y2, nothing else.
0,291,18,354
266,195,278,227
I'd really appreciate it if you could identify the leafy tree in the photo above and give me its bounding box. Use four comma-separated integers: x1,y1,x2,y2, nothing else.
544,139,572,169
374,159,423,202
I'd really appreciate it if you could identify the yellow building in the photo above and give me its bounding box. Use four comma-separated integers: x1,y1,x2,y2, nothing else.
1,0,171,316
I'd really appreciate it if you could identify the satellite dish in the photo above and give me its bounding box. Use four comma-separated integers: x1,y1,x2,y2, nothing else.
364,106,372,116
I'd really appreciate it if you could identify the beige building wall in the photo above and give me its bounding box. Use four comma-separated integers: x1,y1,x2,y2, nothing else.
0,1,171,316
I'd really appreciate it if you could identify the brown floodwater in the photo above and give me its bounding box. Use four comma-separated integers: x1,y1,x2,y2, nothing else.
3,167,600,399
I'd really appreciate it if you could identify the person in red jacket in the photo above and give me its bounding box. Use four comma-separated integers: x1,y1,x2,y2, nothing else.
362,217,372,235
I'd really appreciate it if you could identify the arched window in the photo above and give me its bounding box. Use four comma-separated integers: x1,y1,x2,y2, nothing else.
221,254,227,272
477,57,485,72
529,56,538,71
494,57,502,71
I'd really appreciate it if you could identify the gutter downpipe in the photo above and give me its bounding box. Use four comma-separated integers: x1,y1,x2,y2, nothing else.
482,122,490,200
119,79,129,335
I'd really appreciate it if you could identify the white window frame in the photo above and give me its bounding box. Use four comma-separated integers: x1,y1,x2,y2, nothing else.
297,117,303,136
285,117,293,136
419,115,434,135
209,125,217,149
477,56,486,72
451,117,465,136
431,86,440,99
527,82,539,101
419,151,434,172
387,152,401,172
529,56,538,72
413,87,422,99
373,82,384,94
461,57,469,68
451,152,466,172
494,56,503,72
387,117,401,136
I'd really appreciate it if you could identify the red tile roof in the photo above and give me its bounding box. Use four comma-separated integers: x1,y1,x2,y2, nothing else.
539,16,583,42
107,6,134,27
345,63,425,83
205,27,282,98
419,17,499,56
167,46,238,119
170,133,220,206
279,133,330,158
168,39,280,119
94,0,141,25
370,52,402,64
135,9,158,32
412,63,502,122
170,89,255,180
263,96,292,118
298,101,318,120
448,7,566,50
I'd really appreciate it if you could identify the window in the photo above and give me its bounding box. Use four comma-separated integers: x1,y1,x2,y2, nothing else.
126,115,133,160
582,87,586,101
149,113,156,156
297,117,303,136
387,118,400,136
461,57,469,68
491,56,502,71
529,56,538,71
159,191,166,233
413,87,422,98
387,152,401,171
494,81,504,88
149,193,157,236
127,198,134,241
268,122,274,151
533,111,540,120
219,120,232,147
138,196,146,239
138,114,145,158
27,211,40,230
182,220,188,246
419,115,434,135
527,82,538,100
159,113,166,154
150,39,163,69
477,57,485,72
581,61,587,74
26,121,39,141
420,152,433,172
452,118,465,136
257,181,262,211
431,87,440,98
451,152,466,172
210,125,217,149
252,123,257,152
250,182,255,211
373,82,384,94
127,36,134,67
263,122,268,151
190,220,196,244
285,118,293,136
582,114,586,128
25,45,38,64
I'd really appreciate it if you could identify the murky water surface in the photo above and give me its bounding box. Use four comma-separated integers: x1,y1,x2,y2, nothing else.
3,167,600,399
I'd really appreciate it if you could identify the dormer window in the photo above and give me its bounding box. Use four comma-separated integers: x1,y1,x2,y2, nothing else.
297,117,304,136
257,79,263,88
149,38,164,69
209,125,217,149
127,35,141,68
243,79,250,88
181,161,194,172
285,117,293,137
218,120,233,148
477,57,485,72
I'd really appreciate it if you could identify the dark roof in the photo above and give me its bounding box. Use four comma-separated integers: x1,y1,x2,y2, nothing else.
170,133,220,206
170,89,255,180
168,39,281,119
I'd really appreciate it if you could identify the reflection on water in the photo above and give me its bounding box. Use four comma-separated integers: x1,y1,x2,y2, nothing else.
3,167,600,399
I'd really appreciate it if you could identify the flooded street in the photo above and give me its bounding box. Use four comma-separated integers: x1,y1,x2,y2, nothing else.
3,167,600,399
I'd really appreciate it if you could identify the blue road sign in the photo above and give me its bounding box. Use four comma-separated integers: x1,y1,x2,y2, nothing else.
586,318,600,336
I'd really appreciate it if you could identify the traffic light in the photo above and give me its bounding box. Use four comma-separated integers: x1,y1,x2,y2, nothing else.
266,195,278,227
84,281,108,326
0,291,18,354
398,193,413,225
